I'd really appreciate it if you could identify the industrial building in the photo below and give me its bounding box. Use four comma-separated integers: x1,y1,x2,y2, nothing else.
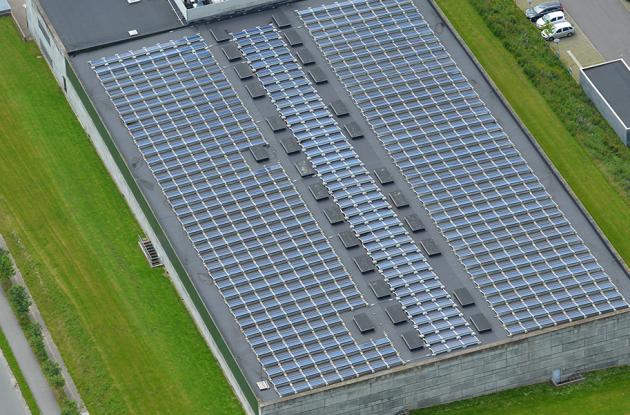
24,0,630,413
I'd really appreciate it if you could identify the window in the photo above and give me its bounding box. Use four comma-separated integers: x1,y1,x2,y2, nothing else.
37,18,51,46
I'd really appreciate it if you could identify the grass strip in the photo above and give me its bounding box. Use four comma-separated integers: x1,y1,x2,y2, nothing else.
0,325,40,415
413,365,630,415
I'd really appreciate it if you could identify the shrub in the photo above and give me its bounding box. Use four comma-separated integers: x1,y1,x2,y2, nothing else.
0,249,14,281
24,323,48,361
42,360,65,388
61,399,80,415
8,285,31,315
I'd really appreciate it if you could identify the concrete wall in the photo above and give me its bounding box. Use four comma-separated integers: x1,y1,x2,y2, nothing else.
184,0,292,22
261,310,630,415
580,69,630,147
26,0,65,85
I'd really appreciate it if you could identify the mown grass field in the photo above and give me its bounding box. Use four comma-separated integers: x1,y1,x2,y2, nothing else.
0,326,39,414
0,17,242,414
413,366,630,415
412,0,630,413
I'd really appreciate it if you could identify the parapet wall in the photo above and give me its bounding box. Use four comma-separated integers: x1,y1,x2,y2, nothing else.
184,0,292,22
262,310,630,415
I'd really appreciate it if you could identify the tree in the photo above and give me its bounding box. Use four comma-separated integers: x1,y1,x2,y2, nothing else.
0,250,14,281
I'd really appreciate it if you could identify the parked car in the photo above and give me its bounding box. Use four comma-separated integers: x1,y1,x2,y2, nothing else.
535,11,566,29
541,21,575,40
525,1,563,22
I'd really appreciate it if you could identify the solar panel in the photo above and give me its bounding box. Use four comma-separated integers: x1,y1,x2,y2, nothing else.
234,62,254,80
234,25,479,354
272,11,291,29
403,214,425,233
246,82,266,99
298,0,628,336
374,168,394,185
343,121,364,139
385,303,407,325
296,48,316,66
90,33,402,397
338,230,360,249
295,159,315,177
369,279,391,299
210,28,230,43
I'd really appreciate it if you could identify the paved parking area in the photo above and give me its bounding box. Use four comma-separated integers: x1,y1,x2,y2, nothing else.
515,0,603,79
516,0,630,77
561,0,630,61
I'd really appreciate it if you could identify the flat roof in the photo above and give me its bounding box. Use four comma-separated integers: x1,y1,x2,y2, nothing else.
37,0,184,53
583,60,630,127
0,0,10,15
68,0,630,403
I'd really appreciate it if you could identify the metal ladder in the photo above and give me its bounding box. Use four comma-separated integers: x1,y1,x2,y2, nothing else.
138,236,162,268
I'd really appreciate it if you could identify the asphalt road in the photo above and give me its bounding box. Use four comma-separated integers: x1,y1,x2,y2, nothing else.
562,0,630,61
0,287,60,414
0,350,29,415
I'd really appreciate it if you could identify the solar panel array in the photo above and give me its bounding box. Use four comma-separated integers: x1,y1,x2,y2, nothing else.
298,0,628,335
234,24,479,354
90,34,403,397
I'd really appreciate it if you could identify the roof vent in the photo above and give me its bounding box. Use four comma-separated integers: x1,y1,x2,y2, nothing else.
256,381,269,391
128,29,139,37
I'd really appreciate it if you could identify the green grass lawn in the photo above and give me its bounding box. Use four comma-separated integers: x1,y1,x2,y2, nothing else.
413,366,630,415
435,0,630,263
0,325,40,414
0,17,242,414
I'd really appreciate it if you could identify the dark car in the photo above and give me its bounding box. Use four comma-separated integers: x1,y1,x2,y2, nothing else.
525,1,563,22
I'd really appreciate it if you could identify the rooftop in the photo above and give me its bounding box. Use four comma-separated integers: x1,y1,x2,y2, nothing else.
37,0,184,53
0,0,10,16
67,0,630,404
583,59,630,127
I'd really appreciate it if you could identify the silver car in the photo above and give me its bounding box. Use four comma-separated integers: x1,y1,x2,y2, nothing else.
541,21,575,40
